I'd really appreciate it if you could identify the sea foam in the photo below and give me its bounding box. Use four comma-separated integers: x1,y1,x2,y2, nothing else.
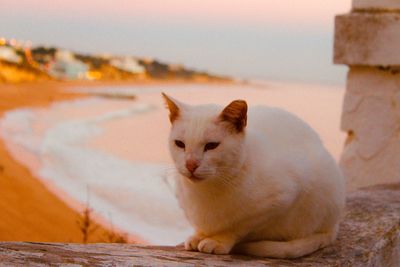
0,97,191,245
0,82,345,245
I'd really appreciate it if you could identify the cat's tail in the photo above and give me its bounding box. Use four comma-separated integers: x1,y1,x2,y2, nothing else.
233,230,337,259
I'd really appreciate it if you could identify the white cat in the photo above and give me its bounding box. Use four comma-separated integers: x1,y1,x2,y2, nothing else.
163,93,345,259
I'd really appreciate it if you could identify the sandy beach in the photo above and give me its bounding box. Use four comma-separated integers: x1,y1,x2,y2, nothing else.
0,80,231,244
0,81,130,242
0,80,347,245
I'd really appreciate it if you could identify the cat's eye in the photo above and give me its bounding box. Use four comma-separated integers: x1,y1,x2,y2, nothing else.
204,142,220,151
175,140,185,149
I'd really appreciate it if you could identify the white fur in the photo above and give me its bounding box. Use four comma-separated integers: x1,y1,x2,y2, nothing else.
166,99,345,259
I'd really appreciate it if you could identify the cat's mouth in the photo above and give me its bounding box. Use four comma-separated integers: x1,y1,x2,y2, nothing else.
187,173,205,182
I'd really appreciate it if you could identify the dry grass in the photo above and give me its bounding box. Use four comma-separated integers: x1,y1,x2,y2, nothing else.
77,189,129,244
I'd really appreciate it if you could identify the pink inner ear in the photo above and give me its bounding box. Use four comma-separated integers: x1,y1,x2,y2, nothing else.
220,100,247,132
162,93,180,123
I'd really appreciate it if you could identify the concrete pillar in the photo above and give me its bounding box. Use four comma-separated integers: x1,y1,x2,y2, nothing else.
334,0,400,190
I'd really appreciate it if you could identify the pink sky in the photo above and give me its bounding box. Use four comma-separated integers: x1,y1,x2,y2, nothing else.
2,0,351,83
6,0,350,27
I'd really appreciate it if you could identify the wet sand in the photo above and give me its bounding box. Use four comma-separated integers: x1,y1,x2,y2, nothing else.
0,80,346,243
0,81,128,242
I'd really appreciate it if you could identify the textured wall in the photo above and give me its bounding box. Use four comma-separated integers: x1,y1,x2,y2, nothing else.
0,183,399,266
334,1,400,190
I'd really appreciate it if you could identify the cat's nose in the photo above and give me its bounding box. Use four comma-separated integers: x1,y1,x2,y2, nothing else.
186,160,199,173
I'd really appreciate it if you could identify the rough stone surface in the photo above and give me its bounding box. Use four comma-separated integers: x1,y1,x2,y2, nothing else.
335,1,400,192
334,12,400,66
340,67,400,191
0,183,399,266
353,0,400,10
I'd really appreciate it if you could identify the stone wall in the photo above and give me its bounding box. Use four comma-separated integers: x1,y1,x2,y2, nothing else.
334,0,400,190
0,183,399,266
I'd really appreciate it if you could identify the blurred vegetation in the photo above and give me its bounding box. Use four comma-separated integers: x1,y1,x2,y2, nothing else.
0,40,231,83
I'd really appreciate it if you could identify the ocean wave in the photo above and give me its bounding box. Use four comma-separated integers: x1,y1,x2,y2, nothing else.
0,97,191,245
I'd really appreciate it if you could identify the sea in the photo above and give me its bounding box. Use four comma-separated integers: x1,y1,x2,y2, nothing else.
0,81,345,245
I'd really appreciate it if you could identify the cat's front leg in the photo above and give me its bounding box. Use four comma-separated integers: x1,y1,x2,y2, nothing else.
197,233,238,255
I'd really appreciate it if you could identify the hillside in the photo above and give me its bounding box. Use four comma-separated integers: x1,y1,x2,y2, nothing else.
0,38,230,83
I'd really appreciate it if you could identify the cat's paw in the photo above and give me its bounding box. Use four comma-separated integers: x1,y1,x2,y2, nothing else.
197,238,232,255
184,234,204,251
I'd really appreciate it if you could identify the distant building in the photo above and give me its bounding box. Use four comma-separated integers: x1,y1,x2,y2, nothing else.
48,50,89,79
110,57,145,74
0,46,22,63
168,64,184,72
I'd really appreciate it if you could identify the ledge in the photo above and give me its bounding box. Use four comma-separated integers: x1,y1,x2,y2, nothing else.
334,12,400,66
353,0,400,10
0,183,399,266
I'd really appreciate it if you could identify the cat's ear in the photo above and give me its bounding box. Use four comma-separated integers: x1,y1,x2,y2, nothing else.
162,93,182,123
219,100,247,132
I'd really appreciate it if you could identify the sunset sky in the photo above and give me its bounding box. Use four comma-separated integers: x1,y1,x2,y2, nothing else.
1,0,351,84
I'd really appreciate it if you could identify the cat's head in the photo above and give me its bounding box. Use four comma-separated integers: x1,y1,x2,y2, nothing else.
162,93,247,183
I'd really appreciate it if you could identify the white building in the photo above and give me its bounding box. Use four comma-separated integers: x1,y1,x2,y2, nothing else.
0,46,22,63
48,50,88,80
110,57,145,74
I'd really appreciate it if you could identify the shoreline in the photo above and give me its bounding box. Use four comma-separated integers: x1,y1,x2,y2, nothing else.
0,79,234,244
0,80,151,243
0,79,346,244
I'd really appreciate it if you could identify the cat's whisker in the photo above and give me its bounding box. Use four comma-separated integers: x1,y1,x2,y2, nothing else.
162,95,345,259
